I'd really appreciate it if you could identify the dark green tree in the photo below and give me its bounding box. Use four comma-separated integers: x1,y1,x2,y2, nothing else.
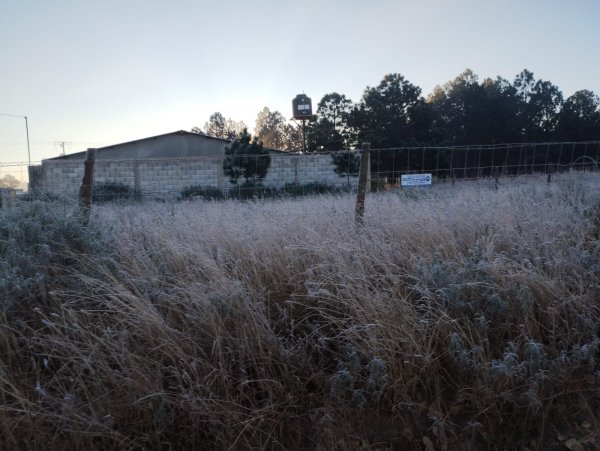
429,69,486,144
347,73,433,148
479,77,522,143
345,74,434,179
308,93,354,151
223,129,271,184
513,69,563,141
558,90,600,141
331,150,360,182
429,70,522,145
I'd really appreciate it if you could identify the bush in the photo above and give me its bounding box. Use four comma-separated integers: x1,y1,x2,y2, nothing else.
179,185,226,201
0,201,106,318
16,191,59,202
1,175,600,449
281,182,337,196
179,182,348,202
229,180,278,200
223,129,271,184
93,181,140,202
331,151,360,178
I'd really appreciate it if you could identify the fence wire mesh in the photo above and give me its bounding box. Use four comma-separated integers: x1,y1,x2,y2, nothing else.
2,142,600,203
0,161,33,192
366,141,600,186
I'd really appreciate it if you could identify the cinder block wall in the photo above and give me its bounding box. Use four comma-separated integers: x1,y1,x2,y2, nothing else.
42,161,84,196
135,158,223,197
264,154,352,188
36,153,358,199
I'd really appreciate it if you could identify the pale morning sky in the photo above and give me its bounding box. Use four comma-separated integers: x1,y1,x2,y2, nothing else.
1,0,599,166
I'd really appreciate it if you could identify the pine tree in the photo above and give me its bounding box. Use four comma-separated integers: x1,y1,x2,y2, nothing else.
223,129,271,185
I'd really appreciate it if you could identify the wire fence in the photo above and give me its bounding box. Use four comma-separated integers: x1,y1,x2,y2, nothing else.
365,141,600,186
2,142,599,204
0,161,33,192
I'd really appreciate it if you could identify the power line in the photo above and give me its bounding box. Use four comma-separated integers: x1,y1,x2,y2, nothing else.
0,141,108,145
0,113,25,119
55,141,72,156
0,161,40,166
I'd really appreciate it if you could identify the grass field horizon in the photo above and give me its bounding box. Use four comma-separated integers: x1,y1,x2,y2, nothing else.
1,173,599,450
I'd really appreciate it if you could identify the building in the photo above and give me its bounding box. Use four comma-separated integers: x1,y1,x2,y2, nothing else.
29,130,357,199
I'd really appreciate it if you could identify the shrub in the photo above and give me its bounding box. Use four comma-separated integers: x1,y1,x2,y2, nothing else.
180,182,350,202
229,180,278,200
92,181,140,202
2,174,600,449
223,129,271,184
282,182,337,196
179,185,226,201
0,201,106,318
331,150,360,178
16,191,59,202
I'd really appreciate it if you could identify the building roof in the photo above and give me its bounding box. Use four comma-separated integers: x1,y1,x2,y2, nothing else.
45,130,288,161
103,130,233,148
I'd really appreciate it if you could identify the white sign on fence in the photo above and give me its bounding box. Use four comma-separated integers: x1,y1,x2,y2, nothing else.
401,173,432,187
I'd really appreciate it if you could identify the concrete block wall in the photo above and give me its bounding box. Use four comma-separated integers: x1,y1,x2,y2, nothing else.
94,160,136,187
42,161,84,196
296,154,351,185
37,153,358,199
135,158,222,197
265,154,356,188
263,155,299,188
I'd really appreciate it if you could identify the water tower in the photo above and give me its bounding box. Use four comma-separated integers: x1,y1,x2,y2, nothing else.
292,94,316,152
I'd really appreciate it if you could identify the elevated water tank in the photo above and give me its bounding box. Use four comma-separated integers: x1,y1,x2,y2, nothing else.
292,94,313,119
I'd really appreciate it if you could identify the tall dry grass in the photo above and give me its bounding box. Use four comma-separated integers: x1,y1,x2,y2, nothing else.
1,174,600,450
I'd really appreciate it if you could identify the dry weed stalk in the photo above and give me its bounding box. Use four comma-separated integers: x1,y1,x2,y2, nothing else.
0,174,599,449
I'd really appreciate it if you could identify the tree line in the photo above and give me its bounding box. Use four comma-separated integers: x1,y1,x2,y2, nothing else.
193,68,600,152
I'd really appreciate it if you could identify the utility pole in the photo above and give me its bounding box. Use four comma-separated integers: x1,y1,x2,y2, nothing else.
0,113,31,165
55,141,70,156
25,116,31,166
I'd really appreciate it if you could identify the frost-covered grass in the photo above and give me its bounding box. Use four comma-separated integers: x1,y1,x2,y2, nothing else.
1,174,600,449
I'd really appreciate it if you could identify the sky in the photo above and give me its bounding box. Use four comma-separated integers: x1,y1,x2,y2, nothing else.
1,0,599,170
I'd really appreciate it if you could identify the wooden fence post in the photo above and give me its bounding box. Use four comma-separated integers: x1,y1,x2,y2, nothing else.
79,148,96,225
355,142,371,225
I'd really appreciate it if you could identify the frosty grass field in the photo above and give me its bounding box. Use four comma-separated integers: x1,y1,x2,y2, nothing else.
1,173,599,450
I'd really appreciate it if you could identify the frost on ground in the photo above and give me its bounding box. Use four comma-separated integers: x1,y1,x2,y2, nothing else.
1,174,599,450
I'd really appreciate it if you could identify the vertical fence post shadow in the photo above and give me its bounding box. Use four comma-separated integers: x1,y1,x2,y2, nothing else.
355,142,371,225
79,148,96,225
